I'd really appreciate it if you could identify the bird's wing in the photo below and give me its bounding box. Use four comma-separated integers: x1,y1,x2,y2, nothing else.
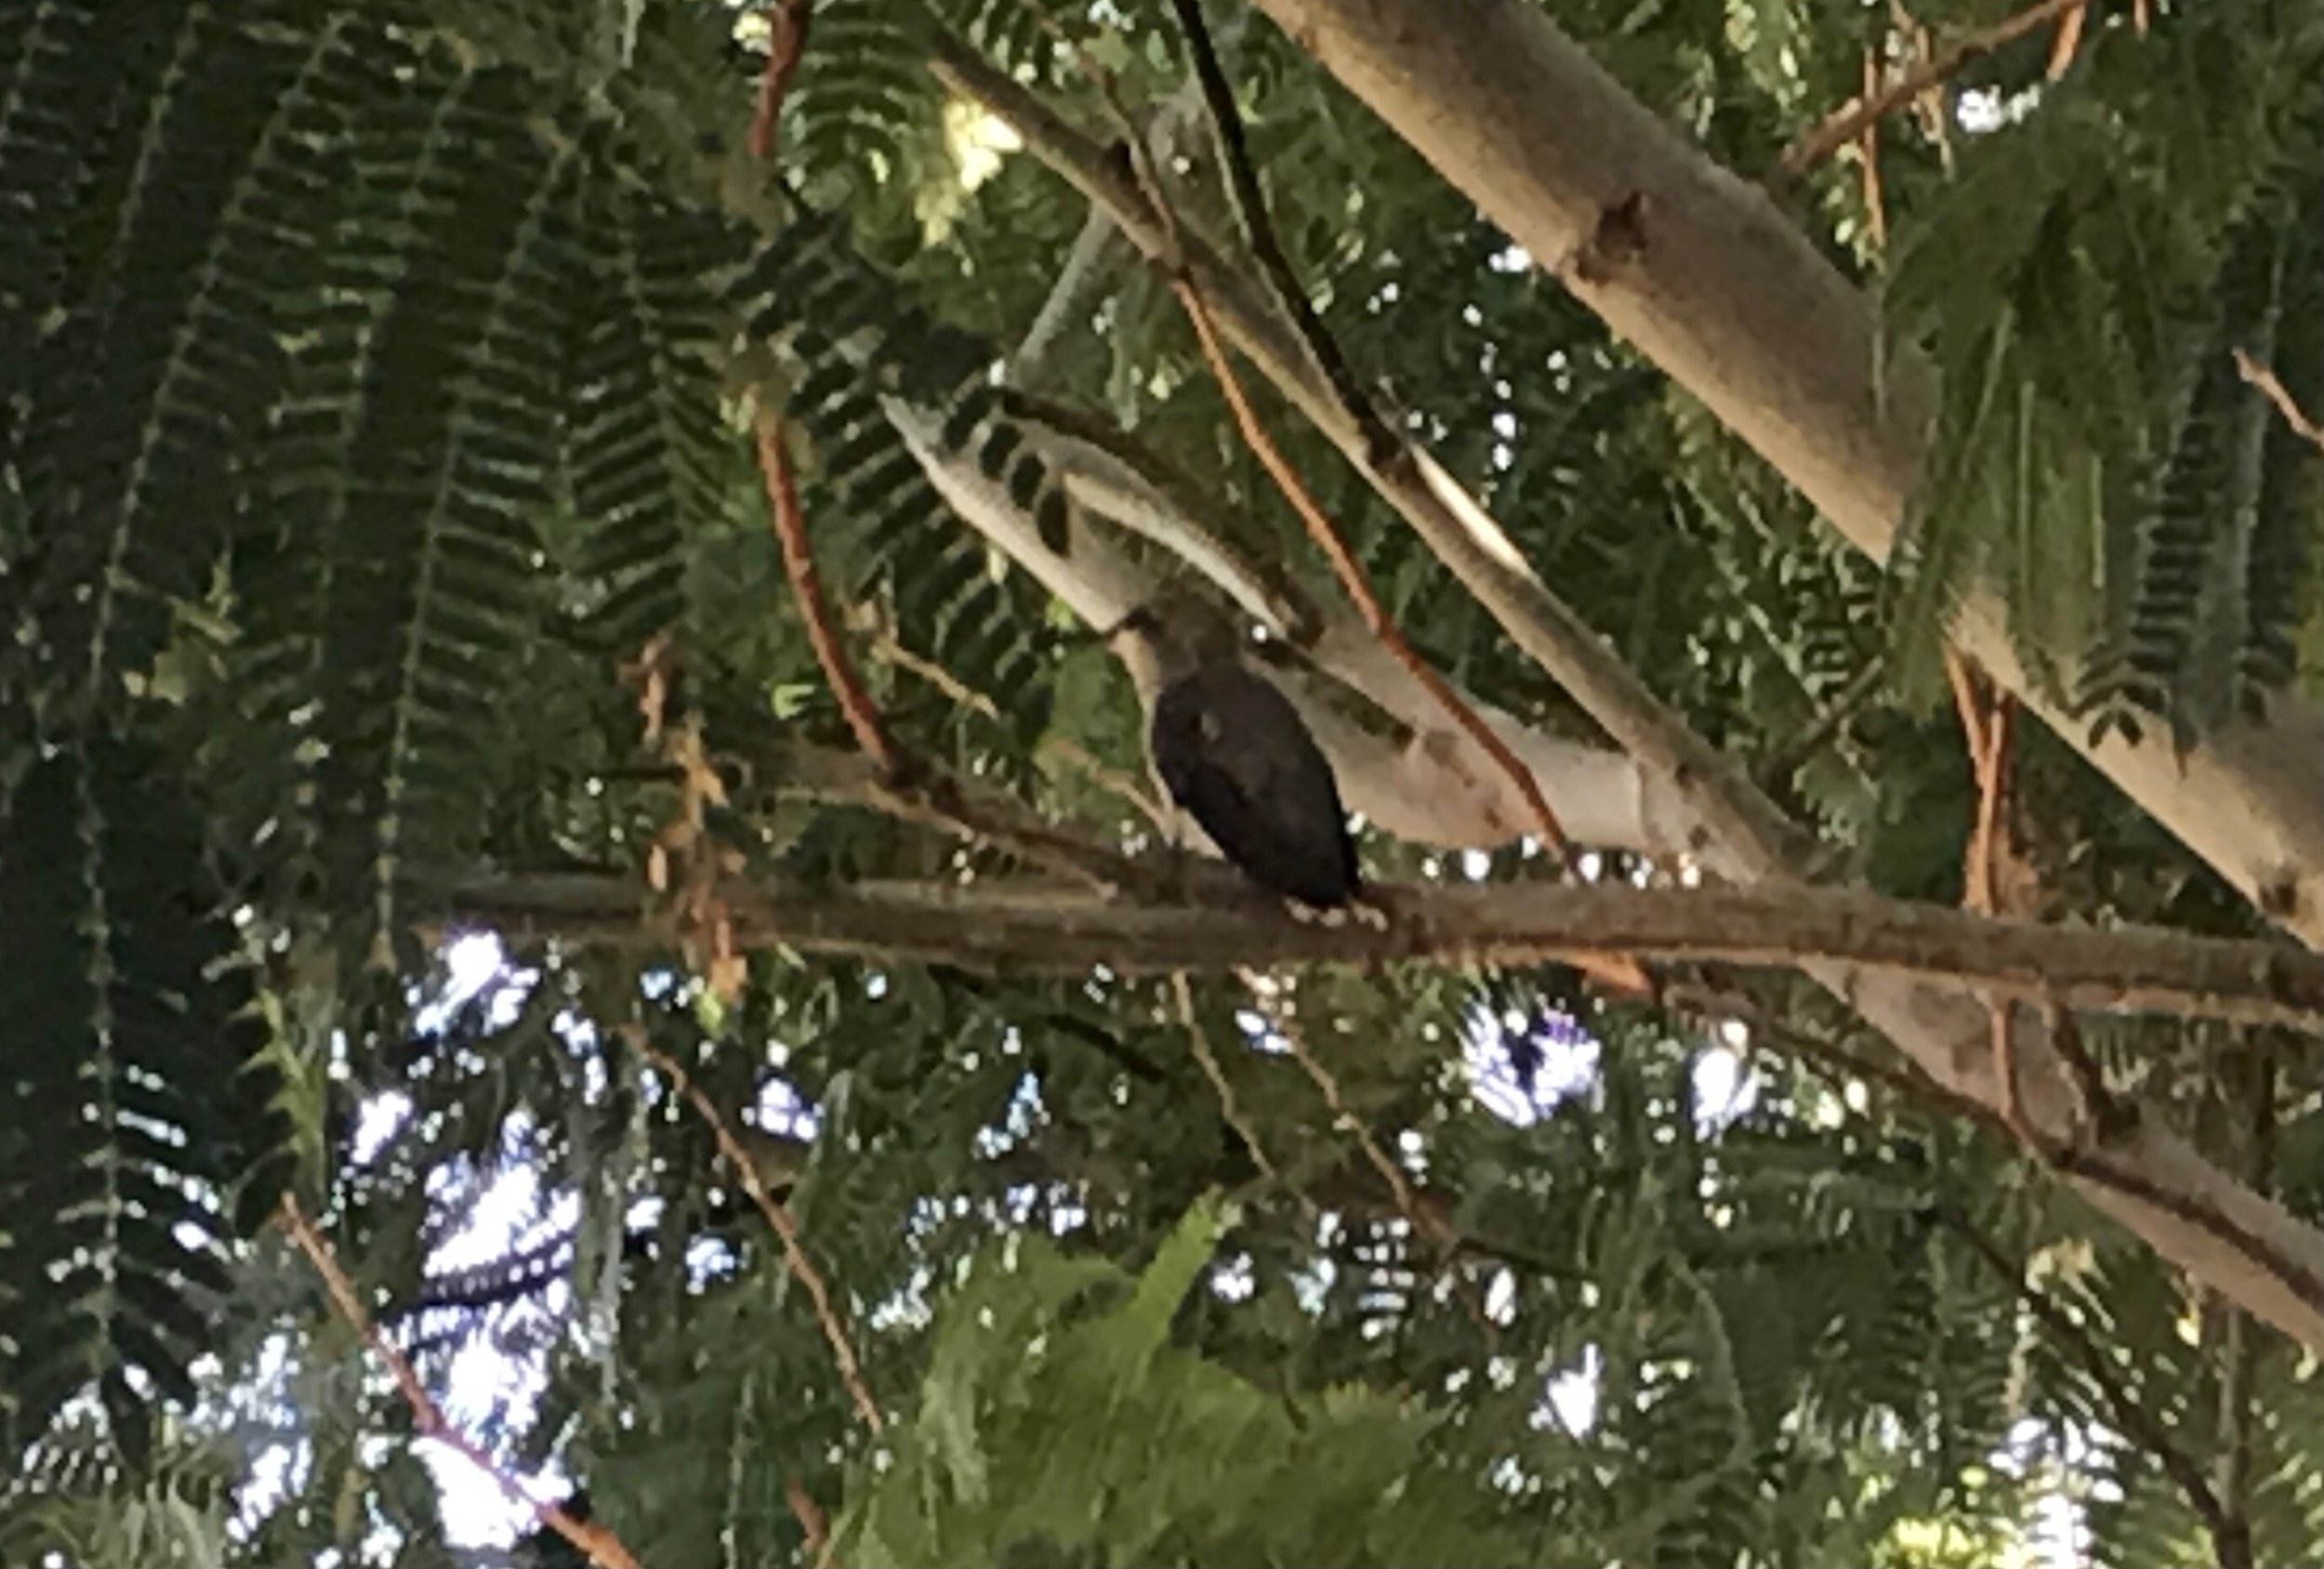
1150,666,1358,903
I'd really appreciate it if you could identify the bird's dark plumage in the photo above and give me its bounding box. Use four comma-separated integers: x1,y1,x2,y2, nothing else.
1116,589,1360,907
1150,664,1360,906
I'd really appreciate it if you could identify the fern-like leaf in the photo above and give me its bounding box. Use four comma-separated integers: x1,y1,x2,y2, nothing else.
0,740,290,1452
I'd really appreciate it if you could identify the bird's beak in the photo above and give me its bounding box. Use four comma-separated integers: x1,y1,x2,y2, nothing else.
1059,606,1150,650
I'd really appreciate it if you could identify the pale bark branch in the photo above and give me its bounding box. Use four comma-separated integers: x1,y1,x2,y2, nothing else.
437,873,2324,1031
1008,45,1230,389
886,389,1672,855
1247,0,2324,948
930,33,1817,882
922,24,2324,1347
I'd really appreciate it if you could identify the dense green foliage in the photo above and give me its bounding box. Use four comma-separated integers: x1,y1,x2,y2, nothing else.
3,1,2318,1566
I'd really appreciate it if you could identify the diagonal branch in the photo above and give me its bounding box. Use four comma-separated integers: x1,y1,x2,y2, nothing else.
625,1030,884,1435
928,33,1819,882
1167,0,1400,464
2236,347,2324,455
1945,1213,2247,1567
1777,0,2092,174
1242,0,2324,953
924,20,2324,1351
279,1196,642,1569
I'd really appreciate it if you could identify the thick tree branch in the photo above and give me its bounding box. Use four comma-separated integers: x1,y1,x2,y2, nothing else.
885,391,1674,854
1245,0,2324,948
437,873,2324,1030
930,33,1817,881
923,13,2324,1351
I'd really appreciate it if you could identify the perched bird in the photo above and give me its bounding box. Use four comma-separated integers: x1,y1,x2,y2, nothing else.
1108,587,1361,908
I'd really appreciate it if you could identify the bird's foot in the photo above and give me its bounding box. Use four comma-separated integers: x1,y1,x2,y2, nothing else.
1146,834,1196,903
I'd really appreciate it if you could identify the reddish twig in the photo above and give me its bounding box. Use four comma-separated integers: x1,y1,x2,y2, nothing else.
627,1032,885,1435
1169,279,1651,997
757,420,904,779
2236,348,2324,455
1172,970,1292,1199
1947,650,2040,1144
745,0,895,781
1236,965,1488,1334
1048,19,1644,993
1855,49,1887,254
748,0,815,163
1124,13,1654,993
1779,0,2092,173
786,1474,838,1569
277,1195,642,1569
2045,0,2090,77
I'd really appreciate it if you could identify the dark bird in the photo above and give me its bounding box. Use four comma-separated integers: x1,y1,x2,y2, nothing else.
1109,587,1361,908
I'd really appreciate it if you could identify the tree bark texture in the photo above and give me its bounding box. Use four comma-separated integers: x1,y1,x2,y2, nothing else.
447,871,2324,1030
925,28,2324,1348
1248,0,2324,950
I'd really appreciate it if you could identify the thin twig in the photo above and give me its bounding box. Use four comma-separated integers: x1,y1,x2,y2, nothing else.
1945,1212,2243,1561
867,626,1169,829
1944,650,2014,918
278,1195,643,1569
2044,0,2089,78
1173,970,1295,1200
1043,734,1176,832
757,420,905,778
1168,0,1400,466
1157,0,1609,892
627,1032,885,1434
1238,969,1442,1249
786,1474,839,1569
745,3,897,783
1236,967,1490,1334
747,0,814,163
1855,48,1887,254
1779,0,2091,173
1947,651,2042,1145
868,627,999,719
1758,654,1887,786
1662,982,2000,1129
2235,348,2324,455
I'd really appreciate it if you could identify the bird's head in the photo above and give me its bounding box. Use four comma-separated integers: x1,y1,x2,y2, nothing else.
1103,587,1246,689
